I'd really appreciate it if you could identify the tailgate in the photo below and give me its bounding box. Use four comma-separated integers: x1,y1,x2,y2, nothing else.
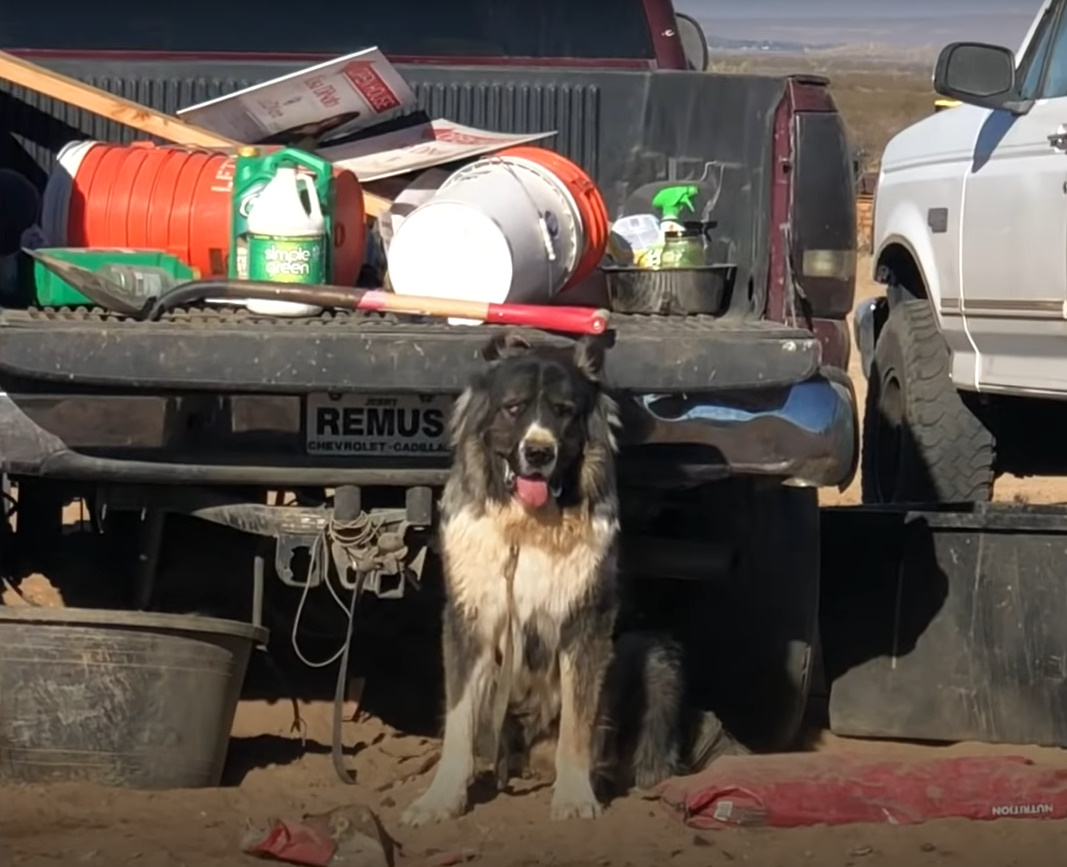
0,307,820,393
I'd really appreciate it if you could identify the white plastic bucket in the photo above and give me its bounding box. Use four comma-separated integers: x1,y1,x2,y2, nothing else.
385,154,585,308
41,140,95,246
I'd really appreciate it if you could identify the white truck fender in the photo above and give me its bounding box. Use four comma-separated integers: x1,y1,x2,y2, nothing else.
872,204,943,316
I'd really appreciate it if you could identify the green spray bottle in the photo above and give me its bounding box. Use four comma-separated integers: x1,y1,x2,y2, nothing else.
651,184,699,235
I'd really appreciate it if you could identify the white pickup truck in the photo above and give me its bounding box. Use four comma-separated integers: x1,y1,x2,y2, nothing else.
856,0,1067,504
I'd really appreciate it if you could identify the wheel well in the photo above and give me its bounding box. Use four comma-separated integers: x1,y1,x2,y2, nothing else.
876,243,928,304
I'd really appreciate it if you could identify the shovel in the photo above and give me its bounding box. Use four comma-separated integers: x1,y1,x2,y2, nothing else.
26,250,611,335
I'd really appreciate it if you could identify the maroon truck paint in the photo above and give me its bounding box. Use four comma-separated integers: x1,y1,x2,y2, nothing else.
642,0,689,69
767,86,793,325
8,49,658,69
767,77,852,372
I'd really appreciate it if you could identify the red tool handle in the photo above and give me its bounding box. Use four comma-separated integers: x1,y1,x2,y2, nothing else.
357,290,609,335
483,302,609,335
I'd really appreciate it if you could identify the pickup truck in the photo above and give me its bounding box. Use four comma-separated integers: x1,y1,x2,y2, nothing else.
0,0,858,750
857,0,1067,504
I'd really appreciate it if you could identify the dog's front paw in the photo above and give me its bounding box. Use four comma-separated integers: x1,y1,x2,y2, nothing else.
401,788,468,827
550,774,602,821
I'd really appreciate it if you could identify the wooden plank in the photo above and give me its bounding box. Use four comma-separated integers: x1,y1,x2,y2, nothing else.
0,49,394,217
0,49,238,149
355,183,393,219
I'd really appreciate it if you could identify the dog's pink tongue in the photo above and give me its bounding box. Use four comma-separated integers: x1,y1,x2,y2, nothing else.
514,476,550,508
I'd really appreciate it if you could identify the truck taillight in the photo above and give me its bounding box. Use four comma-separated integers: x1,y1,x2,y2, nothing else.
801,249,856,281
790,110,856,319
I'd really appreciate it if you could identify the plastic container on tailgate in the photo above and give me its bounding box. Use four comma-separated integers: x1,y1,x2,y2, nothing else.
42,141,366,284
601,263,736,315
386,146,609,313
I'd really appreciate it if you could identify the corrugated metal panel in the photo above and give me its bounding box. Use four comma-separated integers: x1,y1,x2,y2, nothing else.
3,75,600,181
408,79,600,181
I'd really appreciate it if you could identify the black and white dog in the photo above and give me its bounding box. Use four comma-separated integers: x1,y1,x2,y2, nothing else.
402,332,742,826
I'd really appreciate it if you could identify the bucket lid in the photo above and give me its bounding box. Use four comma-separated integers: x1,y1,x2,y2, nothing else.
386,201,513,304
441,156,582,279
494,146,609,290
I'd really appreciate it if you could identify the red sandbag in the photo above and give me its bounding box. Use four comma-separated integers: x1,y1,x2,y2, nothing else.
242,817,338,866
658,753,1067,829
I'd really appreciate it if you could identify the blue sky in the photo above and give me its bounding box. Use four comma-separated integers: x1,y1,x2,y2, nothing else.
675,0,1038,48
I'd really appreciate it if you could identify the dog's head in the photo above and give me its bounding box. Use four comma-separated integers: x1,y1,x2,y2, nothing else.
450,331,618,511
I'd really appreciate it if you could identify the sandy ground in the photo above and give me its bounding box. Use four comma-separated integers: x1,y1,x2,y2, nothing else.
5,259,1067,866
7,710,1067,867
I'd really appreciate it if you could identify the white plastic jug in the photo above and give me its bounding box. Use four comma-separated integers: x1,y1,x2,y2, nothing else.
245,165,326,317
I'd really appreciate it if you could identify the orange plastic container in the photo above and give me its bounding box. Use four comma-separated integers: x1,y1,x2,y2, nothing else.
52,141,366,283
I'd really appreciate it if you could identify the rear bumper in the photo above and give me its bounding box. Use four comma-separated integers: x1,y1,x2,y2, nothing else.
0,371,857,489
0,310,857,488
629,368,857,488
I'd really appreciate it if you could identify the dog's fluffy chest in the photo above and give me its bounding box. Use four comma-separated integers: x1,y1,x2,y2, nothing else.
441,503,617,641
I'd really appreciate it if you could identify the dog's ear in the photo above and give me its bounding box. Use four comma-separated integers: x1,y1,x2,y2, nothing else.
482,330,532,362
448,369,496,446
573,334,608,381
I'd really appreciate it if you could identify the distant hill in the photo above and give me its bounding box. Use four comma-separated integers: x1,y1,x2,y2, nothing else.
686,10,1031,51
704,34,837,53
705,33,941,69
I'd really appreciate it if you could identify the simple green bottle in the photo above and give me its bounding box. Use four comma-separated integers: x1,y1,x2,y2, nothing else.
230,146,335,283
244,164,326,316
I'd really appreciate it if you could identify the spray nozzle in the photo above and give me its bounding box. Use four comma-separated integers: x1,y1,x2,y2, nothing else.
651,184,699,221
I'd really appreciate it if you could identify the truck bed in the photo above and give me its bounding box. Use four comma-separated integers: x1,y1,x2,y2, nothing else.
2,60,786,321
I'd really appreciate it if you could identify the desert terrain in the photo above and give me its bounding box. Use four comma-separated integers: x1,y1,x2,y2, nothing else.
709,50,938,174
5,53,1067,867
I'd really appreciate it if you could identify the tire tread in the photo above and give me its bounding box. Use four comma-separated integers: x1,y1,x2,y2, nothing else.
861,298,995,503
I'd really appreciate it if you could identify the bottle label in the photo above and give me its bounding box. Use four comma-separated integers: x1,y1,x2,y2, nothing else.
247,234,325,284
234,237,249,280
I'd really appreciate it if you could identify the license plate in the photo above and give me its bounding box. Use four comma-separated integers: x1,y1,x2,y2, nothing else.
305,393,451,456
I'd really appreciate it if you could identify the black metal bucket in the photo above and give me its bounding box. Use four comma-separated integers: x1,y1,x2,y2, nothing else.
0,606,267,788
601,264,735,315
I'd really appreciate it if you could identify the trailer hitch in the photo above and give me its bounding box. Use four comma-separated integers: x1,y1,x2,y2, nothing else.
94,482,433,607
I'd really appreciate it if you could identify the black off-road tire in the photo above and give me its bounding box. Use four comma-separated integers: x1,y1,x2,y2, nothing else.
861,298,995,504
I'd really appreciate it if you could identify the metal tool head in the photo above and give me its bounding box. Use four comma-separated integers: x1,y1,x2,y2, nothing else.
23,249,153,317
